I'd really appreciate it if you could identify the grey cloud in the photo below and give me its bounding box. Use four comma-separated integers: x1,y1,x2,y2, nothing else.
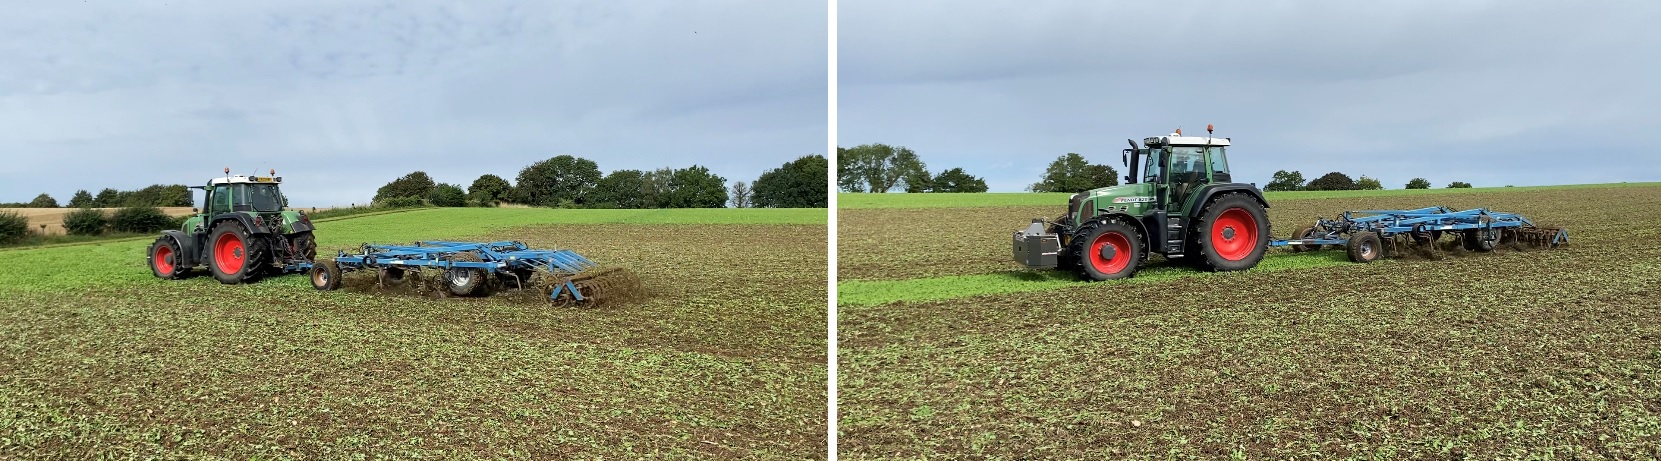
1,0,826,206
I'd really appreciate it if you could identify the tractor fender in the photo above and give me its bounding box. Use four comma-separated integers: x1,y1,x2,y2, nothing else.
290,218,315,234
1077,212,1149,245
208,213,272,236
1187,184,1269,220
159,230,199,268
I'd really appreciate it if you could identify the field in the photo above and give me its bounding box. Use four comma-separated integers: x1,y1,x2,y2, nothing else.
837,184,1661,458
0,207,196,236
0,207,828,459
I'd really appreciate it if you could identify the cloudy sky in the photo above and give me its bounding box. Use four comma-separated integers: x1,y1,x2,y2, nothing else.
0,1,826,206
840,1,1660,192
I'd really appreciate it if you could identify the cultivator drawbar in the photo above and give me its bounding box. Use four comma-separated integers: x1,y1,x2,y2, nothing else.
308,240,639,306
1274,206,1568,262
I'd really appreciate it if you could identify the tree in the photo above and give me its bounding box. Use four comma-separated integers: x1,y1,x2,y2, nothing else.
1265,170,1306,192
1356,175,1384,190
754,154,829,208
374,171,436,204
643,168,674,208
835,147,863,193
1305,172,1357,191
663,165,728,208
1031,153,1117,192
428,183,467,207
515,155,601,207
92,188,121,208
1447,181,1473,188
931,168,989,193
1405,178,1431,190
839,144,925,193
466,174,513,207
902,169,933,193
125,184,193,207
590,170,653,209
730,181,752,208
109,206,173,233
29,193,58,208
62,208,106,236
67,190,94,208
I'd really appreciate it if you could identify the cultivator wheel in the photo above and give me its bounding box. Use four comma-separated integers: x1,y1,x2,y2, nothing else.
443,252,489,297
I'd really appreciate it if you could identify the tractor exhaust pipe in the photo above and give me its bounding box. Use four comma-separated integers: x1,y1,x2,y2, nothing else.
1124,139,1140,184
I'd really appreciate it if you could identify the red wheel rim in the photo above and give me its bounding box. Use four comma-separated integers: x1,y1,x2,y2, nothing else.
154,245,175,274
1212,208,1258,261
214,232,245,275
1088,231,1133,274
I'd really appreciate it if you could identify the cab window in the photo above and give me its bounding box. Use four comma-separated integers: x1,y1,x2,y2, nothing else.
209,185,232,215
1207,146,1230,175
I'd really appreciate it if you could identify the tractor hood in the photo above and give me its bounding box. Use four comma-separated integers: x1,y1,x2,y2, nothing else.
1068,183,1157,223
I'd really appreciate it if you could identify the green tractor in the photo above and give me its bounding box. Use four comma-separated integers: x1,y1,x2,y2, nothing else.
147,169,318,284
1014,125,1271,280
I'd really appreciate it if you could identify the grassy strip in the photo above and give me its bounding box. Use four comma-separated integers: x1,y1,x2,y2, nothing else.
837,182,1661,209
837,250,1355,306
0,207,426,253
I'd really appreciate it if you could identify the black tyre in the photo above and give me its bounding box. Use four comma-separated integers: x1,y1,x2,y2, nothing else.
1050,214,1079,271
445,252,488,296
1347,232,1383,263
147,236,188,280
1193,194,1271,272
1290,226,1322,252
291,231,318,262
208,220,266,284
310,260,342,291
1069,219,1143,281
1462,228,1497,252
379,267,408,287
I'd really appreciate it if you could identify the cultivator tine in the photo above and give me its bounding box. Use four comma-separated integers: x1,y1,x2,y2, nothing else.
532,266,643,307
1516,227,1569,248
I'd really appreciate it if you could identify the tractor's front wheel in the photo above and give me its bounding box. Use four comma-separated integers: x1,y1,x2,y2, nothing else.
1070,220,1143,281
1194,194,1270,272
148,236,188,280
208,220,267,284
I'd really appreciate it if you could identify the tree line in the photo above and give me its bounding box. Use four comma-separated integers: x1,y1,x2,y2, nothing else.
1,185,194,209
836,144,989,193
373,154,828,209
1265,171,1474,191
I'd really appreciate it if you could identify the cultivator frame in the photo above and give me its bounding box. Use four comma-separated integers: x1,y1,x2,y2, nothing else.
308,240,631,305
1273,206,1568,262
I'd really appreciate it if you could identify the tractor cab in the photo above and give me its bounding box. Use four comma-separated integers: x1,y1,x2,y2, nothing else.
1124,127,1233,213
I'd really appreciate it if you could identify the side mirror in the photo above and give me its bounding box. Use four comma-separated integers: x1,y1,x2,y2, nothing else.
1121,151,1128,167
192,208,199,213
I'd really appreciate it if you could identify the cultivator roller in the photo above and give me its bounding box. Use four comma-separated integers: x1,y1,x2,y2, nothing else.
309,240,640,306
1274,206,1568,262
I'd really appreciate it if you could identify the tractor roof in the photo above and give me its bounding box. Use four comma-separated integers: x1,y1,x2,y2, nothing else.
207,175,282,185
1144,134,1231,147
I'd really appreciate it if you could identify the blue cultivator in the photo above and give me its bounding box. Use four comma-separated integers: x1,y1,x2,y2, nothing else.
1271,206,1568,263
306,240,639,306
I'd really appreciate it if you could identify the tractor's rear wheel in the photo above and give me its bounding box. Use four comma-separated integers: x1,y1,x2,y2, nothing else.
445,252,488,296
148,236,187,280
1070,220,1142,281
1194,194,1270,272
310,260,342,291
291,231,317,262
208,220,266,284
